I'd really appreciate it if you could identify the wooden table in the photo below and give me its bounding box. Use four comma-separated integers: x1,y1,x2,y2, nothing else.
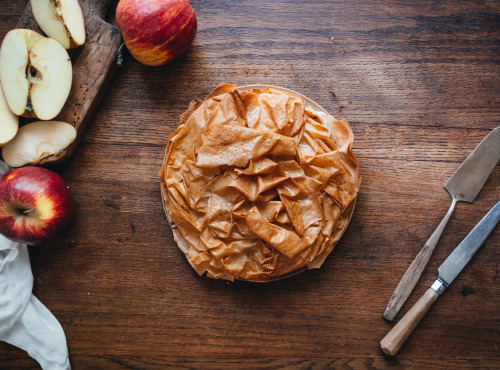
1,0,499,368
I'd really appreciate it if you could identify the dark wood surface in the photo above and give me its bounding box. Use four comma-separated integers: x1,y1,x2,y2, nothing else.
1,0,499,368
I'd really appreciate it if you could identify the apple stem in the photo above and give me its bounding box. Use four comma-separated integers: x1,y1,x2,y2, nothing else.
22,208,37,215
117,42,125,67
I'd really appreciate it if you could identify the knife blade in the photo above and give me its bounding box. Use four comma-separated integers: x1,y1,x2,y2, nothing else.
445,127,500,202
380,201,500,356
438,201,500,286
383,126,500,321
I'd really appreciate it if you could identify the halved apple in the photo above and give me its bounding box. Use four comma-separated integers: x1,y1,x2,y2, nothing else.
2,121,77,167
0,85,18,146
0,29,72,121
31,0,86,49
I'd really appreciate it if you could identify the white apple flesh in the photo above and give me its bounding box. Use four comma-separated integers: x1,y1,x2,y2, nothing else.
0,85,18,146
0,29,72,120
31,0,86,49
2,121,77,168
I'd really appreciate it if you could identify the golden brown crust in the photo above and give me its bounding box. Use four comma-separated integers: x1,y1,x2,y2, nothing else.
159,84,360,281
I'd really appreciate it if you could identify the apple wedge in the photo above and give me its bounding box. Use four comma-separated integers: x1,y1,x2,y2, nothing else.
2,121,77,167
0,85,18,146
31,0,86,49
0,29,72,121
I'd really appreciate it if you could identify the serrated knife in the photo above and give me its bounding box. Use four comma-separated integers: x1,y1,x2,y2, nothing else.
383,126,500,321
380,201,500,356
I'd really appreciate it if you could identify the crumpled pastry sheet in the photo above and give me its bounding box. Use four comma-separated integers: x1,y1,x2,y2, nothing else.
159,84,360,282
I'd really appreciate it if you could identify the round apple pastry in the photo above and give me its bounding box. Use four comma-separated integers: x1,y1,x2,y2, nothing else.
159,84,360,282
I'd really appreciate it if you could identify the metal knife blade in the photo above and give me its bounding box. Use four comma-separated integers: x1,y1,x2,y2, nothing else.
445,127,500,202
381,201,500,356
383,126,500,321
438,201,500,287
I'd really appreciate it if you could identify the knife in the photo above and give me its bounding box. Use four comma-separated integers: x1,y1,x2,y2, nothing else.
380,201,500,356
383,126,500,321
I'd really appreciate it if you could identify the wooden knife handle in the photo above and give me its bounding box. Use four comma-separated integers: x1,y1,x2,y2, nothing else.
380,287,439,356
383,243,434,321
383,198,458,321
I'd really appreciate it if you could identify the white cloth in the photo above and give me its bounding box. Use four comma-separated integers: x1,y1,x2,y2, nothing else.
0,161,70,369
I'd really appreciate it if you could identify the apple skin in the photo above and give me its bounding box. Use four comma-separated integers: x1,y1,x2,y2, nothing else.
116,0,197,66
0,166,73,245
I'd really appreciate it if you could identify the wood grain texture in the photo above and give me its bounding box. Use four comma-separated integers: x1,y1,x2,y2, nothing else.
383,243,436,321
14,0,122,165
381,288,439,356
1,0,499,368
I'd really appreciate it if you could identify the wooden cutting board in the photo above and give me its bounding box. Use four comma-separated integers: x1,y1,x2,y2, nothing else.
13,0,122,166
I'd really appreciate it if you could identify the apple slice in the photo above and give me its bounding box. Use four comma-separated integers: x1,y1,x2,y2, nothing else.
31,0,86,49
0,29,72,121
2,121,77,167
0,85,18,146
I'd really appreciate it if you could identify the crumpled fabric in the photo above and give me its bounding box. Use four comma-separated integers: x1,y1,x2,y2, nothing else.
0,160,70,369
159,84,360,281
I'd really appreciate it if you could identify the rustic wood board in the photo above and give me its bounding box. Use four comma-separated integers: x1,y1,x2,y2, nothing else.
10,0,122,165
0,0,499,368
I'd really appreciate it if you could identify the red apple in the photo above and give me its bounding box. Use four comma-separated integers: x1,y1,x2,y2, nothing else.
0,166,73,245
116,0,197,66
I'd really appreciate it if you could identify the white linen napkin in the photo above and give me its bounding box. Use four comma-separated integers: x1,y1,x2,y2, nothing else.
0,161,70,369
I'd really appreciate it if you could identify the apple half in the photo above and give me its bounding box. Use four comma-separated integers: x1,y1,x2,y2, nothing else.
0,85,18,146
2,121,77,168
0,29,73,121
31,0,86,49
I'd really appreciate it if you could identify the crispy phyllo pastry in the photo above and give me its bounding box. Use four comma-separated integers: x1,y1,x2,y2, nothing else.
159,84,360,281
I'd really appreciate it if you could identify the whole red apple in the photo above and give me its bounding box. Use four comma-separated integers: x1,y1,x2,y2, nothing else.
0,166,73,245
116,0,197,66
